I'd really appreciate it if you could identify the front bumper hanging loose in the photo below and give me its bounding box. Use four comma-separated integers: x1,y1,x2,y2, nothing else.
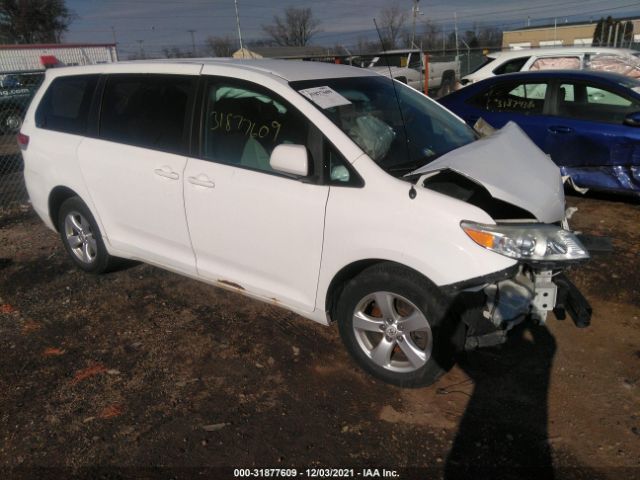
552,272,592,328
453,264,592,350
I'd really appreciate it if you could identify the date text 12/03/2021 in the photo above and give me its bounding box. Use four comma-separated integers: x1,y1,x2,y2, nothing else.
233,468,401,478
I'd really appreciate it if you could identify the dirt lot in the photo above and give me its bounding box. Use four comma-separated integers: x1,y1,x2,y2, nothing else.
0,194,638,480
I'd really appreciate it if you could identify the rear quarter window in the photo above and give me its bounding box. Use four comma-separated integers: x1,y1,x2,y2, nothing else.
492,57,530,75
35,75,99,135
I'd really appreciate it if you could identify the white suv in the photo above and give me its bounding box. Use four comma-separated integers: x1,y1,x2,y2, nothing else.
462,47,640,85
20,59,590,387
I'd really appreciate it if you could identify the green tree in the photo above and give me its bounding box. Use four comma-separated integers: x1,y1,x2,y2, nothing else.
0,0,74,44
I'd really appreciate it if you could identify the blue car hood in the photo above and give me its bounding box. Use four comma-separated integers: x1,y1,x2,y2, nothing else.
410,122,565,223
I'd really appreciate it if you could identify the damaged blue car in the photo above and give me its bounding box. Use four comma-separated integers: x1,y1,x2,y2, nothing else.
439,70,640,195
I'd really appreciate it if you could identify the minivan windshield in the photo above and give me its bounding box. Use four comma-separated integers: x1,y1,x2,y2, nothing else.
291,76,476,176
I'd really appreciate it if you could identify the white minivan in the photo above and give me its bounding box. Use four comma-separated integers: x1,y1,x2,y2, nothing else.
20,59,591,387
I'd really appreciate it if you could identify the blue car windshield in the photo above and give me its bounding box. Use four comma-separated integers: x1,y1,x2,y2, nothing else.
291,76,476,176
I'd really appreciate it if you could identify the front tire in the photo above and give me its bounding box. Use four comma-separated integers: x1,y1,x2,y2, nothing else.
57,197,115,274
336,263,464,387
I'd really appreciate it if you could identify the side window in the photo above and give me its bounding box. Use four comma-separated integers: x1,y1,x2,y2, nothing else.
35,75,99,135
472,82,548,115
556,82,639,123
492,57,530,75
529,56,581,71
408,54,423,70
326,142,363,187
99,74,195,154
202,80,309,174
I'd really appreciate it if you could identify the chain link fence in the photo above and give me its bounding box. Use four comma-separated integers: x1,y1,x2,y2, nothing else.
0,71,43,217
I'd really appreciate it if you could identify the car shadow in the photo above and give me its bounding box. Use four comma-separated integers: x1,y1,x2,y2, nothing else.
442,321,557,479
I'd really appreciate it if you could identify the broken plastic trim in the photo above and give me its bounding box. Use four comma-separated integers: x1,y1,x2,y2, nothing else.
440,264,519,297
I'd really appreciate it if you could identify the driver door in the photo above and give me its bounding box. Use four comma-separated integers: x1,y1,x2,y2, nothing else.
183,76,329,312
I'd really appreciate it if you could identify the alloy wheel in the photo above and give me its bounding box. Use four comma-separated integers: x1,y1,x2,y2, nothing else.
64,211,97,265
352,291,433,373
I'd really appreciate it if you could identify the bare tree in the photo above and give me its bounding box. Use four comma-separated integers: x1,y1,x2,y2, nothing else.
416,19,445,51
356,36,378,55
476,25,501,49
377,3,407,50
205,35,235,57
162,47,191,58
0,0,75,43
262,7,320,46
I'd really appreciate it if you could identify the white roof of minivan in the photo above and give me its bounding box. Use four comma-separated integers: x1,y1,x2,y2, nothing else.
487,46,638,60
45,58,378,82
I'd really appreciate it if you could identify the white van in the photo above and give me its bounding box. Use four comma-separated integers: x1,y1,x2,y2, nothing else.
462,47,640,85
20,59,590,387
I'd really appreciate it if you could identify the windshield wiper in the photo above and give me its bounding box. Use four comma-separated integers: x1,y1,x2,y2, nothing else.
386,154,442,176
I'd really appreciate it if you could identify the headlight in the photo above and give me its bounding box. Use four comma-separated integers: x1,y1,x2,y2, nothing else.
461,221,589,262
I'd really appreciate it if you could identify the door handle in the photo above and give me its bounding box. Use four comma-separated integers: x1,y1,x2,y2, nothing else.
548,125,573,134
188,175,215,188
154,167,179,180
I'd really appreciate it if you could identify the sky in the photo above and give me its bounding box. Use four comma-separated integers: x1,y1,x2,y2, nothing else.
63,0,640,57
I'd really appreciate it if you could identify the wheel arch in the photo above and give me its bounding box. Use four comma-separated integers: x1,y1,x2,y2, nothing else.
324,259,436,323
48,186,81,231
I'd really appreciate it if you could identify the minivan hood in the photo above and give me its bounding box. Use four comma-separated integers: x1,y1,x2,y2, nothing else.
409,122,564,223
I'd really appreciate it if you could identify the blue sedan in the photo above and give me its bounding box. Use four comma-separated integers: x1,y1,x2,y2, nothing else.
438,70,640,194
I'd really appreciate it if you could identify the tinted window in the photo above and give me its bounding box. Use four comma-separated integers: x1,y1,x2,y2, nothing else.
556,82,640,123
379,54,403,67
472,82,548,115
492,57,530,75
35,75,98,135
408,54,423,70
202,80,309,174
100,75,195,154
469,56,496,74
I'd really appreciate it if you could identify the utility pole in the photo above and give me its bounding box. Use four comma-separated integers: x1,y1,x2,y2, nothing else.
454,12,459,58
110,26,118,59
411,0,420,49
188,29,196,56
234,0,245,58
136,40,145,59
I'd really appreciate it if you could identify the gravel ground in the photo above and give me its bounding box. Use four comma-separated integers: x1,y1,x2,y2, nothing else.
0,194,638,480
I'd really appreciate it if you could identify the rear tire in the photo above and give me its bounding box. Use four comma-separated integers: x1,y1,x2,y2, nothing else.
336,263,464,387
57,197,115,274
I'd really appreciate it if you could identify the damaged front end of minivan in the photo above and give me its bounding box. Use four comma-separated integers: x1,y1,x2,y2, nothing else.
450,222,591,350
411,122,592,349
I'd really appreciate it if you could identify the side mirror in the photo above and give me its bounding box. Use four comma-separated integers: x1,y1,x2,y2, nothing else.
623,112,640,127
269,144,309,176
